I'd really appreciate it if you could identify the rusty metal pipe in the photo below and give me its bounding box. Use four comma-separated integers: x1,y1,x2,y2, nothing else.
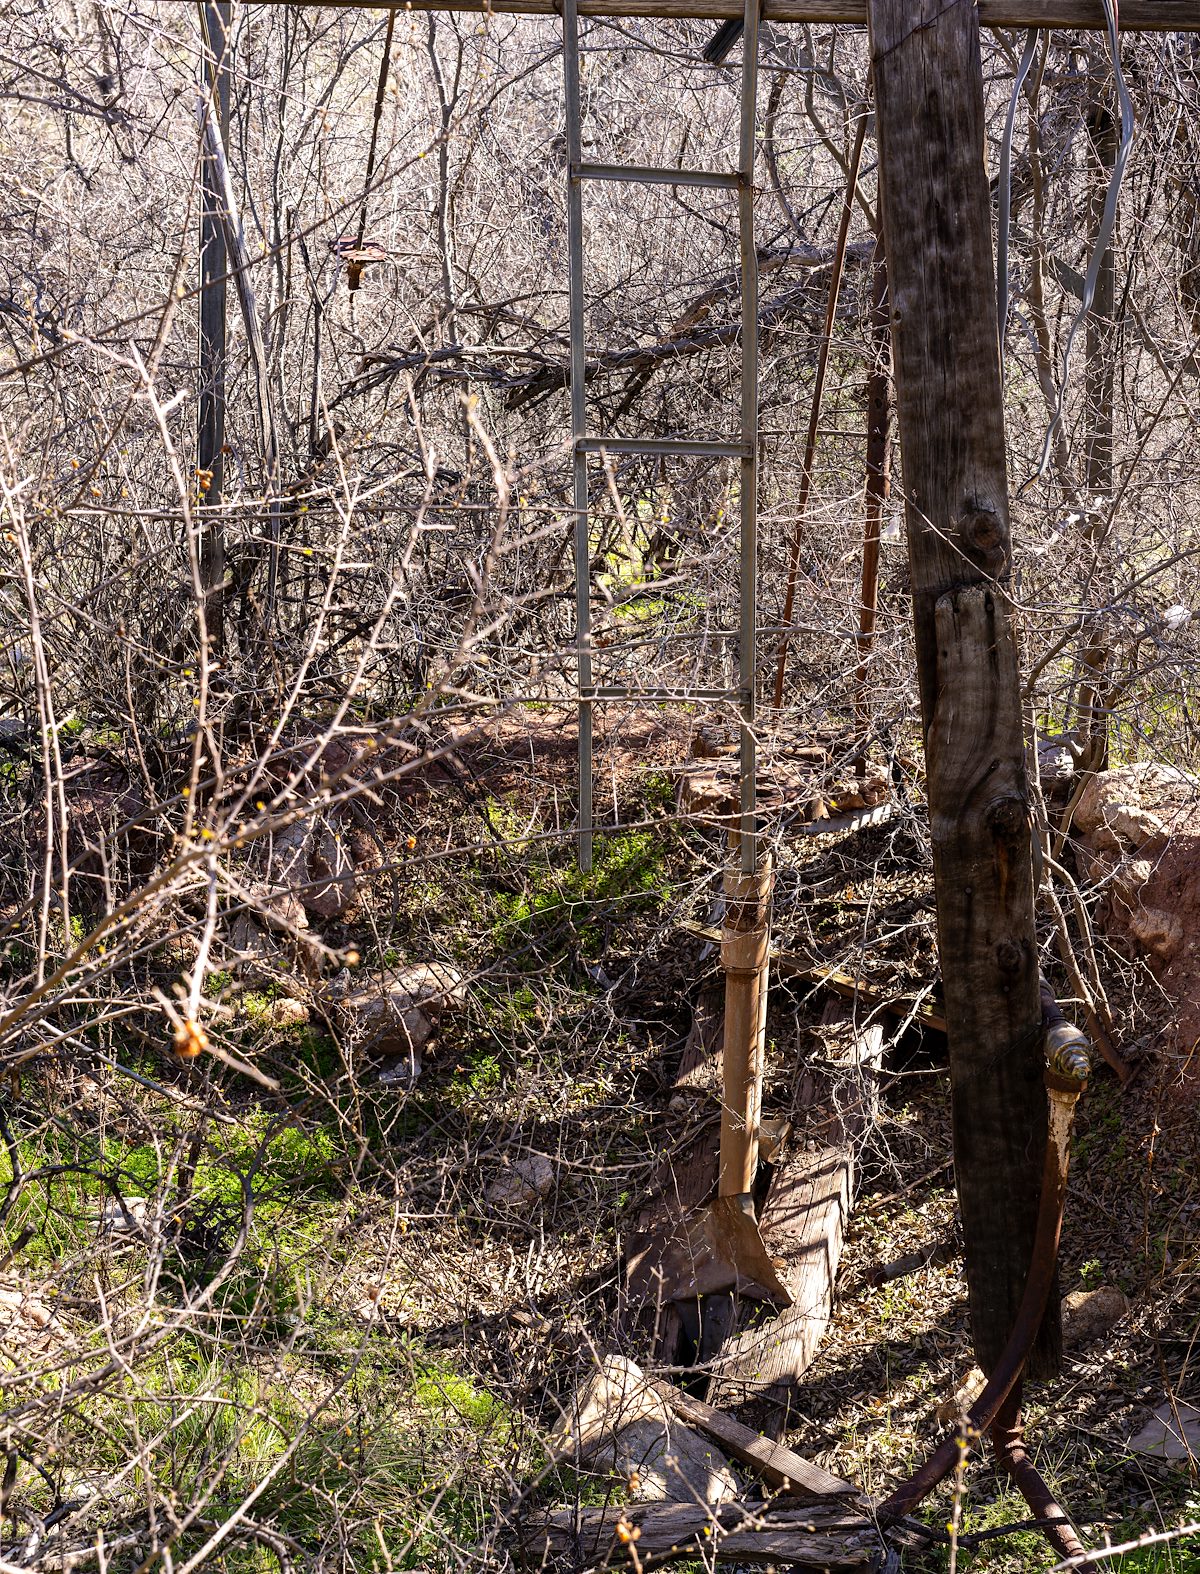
990,1392,1086,1561
877,990,1089,1526
719,857,773,1196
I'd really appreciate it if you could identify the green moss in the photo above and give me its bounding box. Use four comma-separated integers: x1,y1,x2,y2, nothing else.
485,818,673,957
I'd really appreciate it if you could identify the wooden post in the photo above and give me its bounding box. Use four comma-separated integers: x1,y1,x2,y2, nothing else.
197,0,231,655
866,0,1059,1377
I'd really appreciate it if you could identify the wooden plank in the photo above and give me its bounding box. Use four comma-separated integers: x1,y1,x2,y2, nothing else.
867,0,1058,1378
631,989,723,1241
777,956,945,1035
651,1377,862,1500
625,992,722,1341
705,1003,883,1432
524,1499,880,1569
670,986,724,1099
220,0,1200,29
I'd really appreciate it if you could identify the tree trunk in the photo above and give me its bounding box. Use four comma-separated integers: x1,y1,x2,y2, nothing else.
854,241,891,775
1076,74,1118,775
197,0,231,656
866,0,1058,1378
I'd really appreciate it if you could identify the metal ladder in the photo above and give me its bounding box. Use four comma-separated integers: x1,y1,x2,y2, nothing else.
562,0,761,876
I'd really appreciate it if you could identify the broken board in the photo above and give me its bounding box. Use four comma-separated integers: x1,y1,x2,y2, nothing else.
524,1499,881,1569
624,990,724,1351
706,1000,884,1434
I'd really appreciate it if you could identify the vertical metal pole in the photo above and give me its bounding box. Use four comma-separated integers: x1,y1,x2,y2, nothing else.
737,0,760,875
198,0,231,657
563,0,593,872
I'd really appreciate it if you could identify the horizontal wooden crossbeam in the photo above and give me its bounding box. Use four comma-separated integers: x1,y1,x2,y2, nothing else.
230,0,1198,28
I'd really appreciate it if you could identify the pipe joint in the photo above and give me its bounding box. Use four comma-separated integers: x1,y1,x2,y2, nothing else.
1045,1019,1090,1085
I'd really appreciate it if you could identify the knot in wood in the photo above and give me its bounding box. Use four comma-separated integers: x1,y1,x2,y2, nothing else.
985,792,1026,843
995,937,1026,977
960,501,1008,574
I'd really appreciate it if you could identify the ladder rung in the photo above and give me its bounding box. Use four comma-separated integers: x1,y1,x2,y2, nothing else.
584,686,740,703
573,161,743,191
578,436,751,459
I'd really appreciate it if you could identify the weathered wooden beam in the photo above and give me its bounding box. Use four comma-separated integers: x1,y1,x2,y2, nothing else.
650,1375,862,1499
524,1499,880,1568
198,60,284,623
706,1000,884,1432
867,0,1058,1378
181,0,1199,25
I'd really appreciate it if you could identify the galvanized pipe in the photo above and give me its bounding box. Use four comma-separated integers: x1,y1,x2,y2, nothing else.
563,0,593,872
736,0,760,875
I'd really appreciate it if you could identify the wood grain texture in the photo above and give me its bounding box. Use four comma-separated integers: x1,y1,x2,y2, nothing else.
625,993,722,1343
652,1378,861,1499
868,0,1056,1376
235,0,1199,27
524,1499,880,1568
706,1003,883,1430
929,588,1059,1374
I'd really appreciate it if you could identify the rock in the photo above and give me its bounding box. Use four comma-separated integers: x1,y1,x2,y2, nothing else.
1062,1285,1130,1348
1128,1400,1200,1463
1129,903,1184,961
486,1153,555,1210
30,758,153,894
157,933,202,969
827,769,890,814
378,1060,422,1088
1072,763,1200,1052
306,825,358,920
0,1282,67,1357
936,1366,986,1425
227,913,286,973
247,883,309,936
333,962,465,1062
262,997,310,1031
227,899,325,984
0,1285,54,1329
1074,764,1194,866
97,1196,148,1235
1032,732,1076,792
552,1355,738,1505
263,818,358,922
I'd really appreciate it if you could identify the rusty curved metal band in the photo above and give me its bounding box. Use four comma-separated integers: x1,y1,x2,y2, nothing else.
876,983,1090,1545
989,1390,1086,1561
